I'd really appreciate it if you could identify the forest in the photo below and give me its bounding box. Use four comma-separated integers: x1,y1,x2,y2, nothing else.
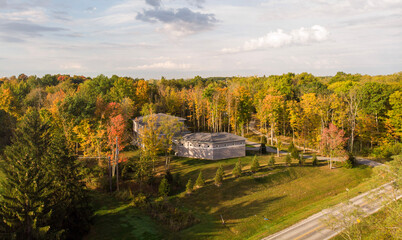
0,71,401,239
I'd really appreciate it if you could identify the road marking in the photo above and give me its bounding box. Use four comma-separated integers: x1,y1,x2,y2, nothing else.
293,224,324,240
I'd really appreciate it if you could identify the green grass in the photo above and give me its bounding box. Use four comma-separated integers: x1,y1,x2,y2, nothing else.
84,192,165,240
86,152,375,240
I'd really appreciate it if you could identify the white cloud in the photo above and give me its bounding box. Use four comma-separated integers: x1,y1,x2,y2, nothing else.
60,63,83,70
222,25,329,53
134,61,191,70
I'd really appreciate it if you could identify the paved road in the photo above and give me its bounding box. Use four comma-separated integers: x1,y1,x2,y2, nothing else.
261,182,401,240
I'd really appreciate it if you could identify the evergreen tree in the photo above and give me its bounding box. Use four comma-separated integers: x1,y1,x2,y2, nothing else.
186,179,193,194
0,109,90,239
214,165,224,186
232,159,242,178
289,141,299,160
312,154,318,166
250,156,260,172
286,154,292,166
344,152,356,169
195,170,205,188
269,155,275,166
0,109,57,239
159,177,170,197
299,153,305,166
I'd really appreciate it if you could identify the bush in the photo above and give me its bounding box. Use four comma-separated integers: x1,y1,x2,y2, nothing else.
185,179,193,194
195,171,205,188
286,154,292,166
372,142,402,159
269,155,275,166
344,152,356,169
299,154,305,166
158,177,170,197
312,154,318,166
232,159,242,178
131,193,148,208
214,165,224,186
250,156,260,172
289,142,300,160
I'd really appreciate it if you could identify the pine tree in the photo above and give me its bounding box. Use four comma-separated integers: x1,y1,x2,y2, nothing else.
186,179,193,194
250,156,260,172
214,165,224,186
286,154,292,166
0,109,90,239
159,177,170,197
312,154,318,166
232,159,242,178
195,170,205,188
0,109,56,239
269,155,275,166
299,153,305,166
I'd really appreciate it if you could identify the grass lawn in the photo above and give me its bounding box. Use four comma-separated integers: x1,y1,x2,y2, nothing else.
86,152,375,240
84,191,165,240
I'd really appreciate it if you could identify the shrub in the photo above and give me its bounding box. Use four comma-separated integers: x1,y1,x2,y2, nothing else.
232,159,242,178
299,154,305,166
289,142,300,160
195,171,205,188
214,165,224,186
185,179,193,194
344,152,356,169
286,154,292,166
269,155,275,166
250,156,260,172
131,193,148,208
158,177,170,197
312,154,318,166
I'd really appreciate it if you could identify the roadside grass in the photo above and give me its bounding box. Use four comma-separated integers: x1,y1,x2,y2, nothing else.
168,156,374,240
84,191,165,240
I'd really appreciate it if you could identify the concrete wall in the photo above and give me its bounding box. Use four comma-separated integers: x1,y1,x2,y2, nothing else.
176,144,245,160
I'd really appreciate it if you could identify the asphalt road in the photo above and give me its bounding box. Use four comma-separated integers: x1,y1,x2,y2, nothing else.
261,182,401,240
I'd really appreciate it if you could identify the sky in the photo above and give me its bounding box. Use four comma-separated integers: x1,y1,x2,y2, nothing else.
0,0,401,79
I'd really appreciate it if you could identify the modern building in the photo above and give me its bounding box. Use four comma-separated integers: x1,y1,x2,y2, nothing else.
175,132,246,160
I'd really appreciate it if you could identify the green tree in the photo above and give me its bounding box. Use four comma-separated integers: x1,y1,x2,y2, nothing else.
269,155,275,166
312,154,318,166
250,156,260,172
158,178,170,198
186,179,193,194
387,91,402,140
286,154,292,166
344,152,356,169
195,171,205,188
214,165,224,186
232,159,242,178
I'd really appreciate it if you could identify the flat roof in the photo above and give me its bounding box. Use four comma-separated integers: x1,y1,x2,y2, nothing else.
181,132,245,143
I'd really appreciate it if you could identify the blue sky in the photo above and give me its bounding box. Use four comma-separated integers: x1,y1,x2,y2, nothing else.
0,0,401,79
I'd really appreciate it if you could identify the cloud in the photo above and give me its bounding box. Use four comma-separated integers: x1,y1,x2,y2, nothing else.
60,63,83,70
0,35,25,43
222,25,329,53
145,0,161,7
186,0,205,8
85,7,97,13
135,61,191,70
0,21,65,37
136,7,217,36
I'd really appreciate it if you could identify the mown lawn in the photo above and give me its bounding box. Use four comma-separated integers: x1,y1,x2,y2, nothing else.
85,153,375,240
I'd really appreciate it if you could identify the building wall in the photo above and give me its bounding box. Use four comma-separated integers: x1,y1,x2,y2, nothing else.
176,143,245,160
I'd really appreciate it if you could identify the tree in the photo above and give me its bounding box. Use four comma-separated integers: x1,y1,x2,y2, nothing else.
214,165,224,186
312,154,318,166
232,159,242,178
289,141,299,160
0,109,90,239
387,91,402,140
250,156,260,172
195,171,205,188
276,139,282,157
299,153,305,166
186,179,193,194
269,155,275,166
321,123,348,169
344,152,356,169
158,177,170,198
286,154,292,166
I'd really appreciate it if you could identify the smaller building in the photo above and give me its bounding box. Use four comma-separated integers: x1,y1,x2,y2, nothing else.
175,132,246,160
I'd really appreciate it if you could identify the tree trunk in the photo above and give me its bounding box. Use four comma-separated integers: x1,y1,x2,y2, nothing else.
270,122,274,145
